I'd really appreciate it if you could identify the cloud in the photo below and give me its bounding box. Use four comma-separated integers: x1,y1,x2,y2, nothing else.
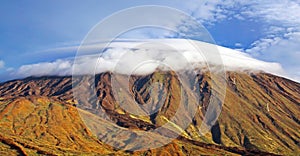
15,59,72,78
183,0,300,27
239,0,300,26
245,31,300,82
0,60,4,69
3,39,287,81
30,1,300,57
234,43,242,47
182,0,236,24
185,0,300,82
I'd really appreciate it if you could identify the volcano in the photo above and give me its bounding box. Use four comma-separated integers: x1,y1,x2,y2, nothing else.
0,70,299,155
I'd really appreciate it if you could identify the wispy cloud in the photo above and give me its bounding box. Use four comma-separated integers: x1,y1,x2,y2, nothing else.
229,0,300,82
184,0,300,83
1,39,287,82
239,0,300,25
0,60,4,69
186,0,300,26
245,31,300,81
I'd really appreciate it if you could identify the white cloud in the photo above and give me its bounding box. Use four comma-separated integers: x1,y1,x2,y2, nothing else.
184,0,300,26
15,59,72,78
192,0,300,82
245,36,282,57
0,60,4,69
234,43,242,47
7,39,286,81
240,0,300,26
179,0,300,31
182,0,237,24
245,31,300,82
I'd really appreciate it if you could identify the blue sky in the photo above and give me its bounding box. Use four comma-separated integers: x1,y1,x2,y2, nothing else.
0,0,300,81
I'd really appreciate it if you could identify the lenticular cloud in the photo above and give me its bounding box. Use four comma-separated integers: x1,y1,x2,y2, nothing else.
13,39,285,79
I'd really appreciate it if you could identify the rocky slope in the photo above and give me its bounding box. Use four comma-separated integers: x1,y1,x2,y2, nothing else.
0,71,299,155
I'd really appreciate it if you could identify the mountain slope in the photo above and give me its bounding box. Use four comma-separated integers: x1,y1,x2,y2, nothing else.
0,96,274,156
218,72,299,154
0,71,299,155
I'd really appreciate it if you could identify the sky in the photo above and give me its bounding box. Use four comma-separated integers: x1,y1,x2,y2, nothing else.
0,0,299,82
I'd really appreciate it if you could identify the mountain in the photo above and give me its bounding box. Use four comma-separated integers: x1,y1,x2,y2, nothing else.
0,71,299,155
